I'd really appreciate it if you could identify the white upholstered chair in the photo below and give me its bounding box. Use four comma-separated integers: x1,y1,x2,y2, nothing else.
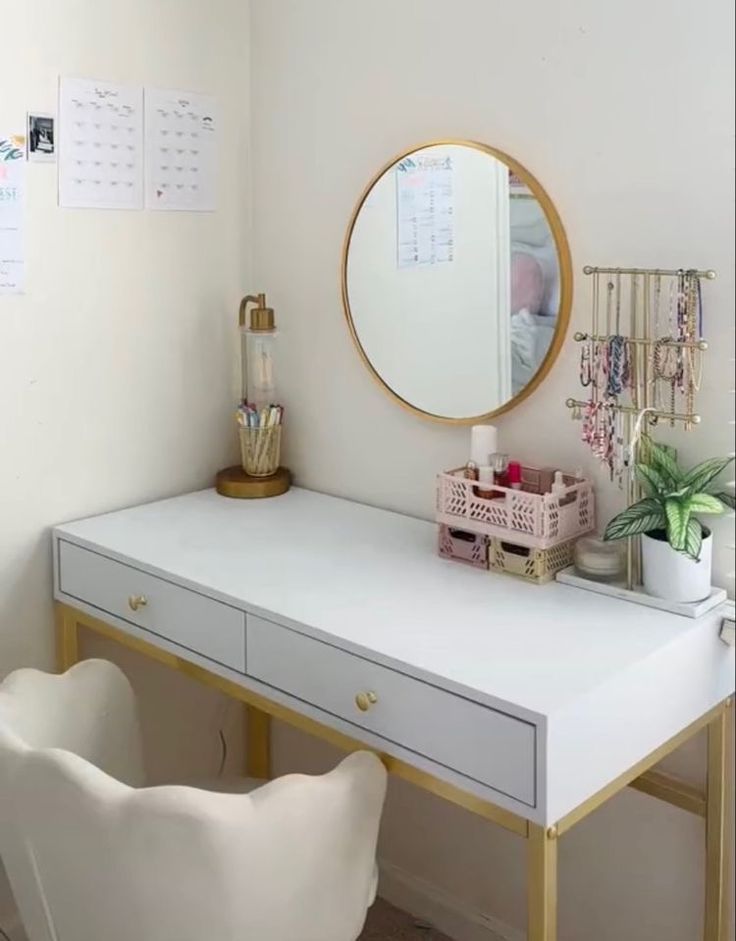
0,659,387,941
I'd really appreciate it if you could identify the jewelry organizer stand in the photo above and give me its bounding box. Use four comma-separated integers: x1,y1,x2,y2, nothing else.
557,265,728,616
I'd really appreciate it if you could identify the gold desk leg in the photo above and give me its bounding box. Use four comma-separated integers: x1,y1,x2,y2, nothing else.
55,604,80,673
704,702,732,941
246,705,271,780
528,824,558,941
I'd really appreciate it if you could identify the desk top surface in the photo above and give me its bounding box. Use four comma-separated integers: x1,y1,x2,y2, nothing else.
55,487,722,719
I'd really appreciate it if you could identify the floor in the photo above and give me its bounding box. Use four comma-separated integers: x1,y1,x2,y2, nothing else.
361,900,451,940
4,900,450,941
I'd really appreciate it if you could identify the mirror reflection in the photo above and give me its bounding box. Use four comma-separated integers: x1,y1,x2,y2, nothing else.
343,142,570,421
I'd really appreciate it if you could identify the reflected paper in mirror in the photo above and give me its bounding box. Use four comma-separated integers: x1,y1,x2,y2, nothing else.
343,142,571,422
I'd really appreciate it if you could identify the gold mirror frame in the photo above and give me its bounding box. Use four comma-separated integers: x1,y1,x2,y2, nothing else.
341,140,573,424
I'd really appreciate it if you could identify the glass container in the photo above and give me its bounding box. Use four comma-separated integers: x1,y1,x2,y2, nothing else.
239,293,279,411
244,326,278,411
574,535,624,583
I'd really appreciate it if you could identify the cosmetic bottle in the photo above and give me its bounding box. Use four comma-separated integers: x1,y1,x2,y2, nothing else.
486,453,509,499
470,425,498,467
551,471,567,496
477,465,495,498
464,461,479,481
538,467,558,493
492,453,510,488
508,461,523,491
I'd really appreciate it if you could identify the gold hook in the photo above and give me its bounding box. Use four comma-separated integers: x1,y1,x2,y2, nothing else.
239,293,266,328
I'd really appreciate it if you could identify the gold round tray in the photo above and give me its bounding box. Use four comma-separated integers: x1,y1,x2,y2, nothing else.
215,466,291,499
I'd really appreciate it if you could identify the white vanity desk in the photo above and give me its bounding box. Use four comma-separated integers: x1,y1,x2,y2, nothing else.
53,487,734,941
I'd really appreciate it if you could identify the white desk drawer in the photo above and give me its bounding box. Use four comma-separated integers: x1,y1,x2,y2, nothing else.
247,615,536,806
58,541,246,671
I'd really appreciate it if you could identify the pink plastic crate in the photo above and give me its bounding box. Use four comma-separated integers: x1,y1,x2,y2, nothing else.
438,525,489,569
436,466,595,550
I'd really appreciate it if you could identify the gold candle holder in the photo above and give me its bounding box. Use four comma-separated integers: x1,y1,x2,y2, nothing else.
215,291,292,499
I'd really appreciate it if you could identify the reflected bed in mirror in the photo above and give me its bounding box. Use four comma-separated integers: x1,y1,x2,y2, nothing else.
342,141,572,423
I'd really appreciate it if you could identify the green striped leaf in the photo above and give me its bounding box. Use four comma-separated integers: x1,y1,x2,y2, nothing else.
714,490,736,510
665,498,690,551
644,439,683,488
681,456,735,497
604,498,666,542
636,463,668,496
689,493,727,515
684,518,703,561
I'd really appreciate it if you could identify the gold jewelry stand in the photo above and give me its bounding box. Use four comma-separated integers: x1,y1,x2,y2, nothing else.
567,265,716,589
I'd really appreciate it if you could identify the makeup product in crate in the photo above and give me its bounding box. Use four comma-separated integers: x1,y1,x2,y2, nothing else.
508,461,523,491
476,466,495,499
489,453,510,497
470,424,498,466
464,461,479,481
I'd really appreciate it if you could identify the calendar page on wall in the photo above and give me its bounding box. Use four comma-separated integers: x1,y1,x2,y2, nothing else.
58,77,144,210
144,89,218,212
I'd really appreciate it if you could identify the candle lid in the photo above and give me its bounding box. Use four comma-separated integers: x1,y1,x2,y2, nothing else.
239,293,276,332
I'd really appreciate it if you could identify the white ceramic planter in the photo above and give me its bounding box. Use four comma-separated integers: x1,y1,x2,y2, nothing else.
642,531,713,603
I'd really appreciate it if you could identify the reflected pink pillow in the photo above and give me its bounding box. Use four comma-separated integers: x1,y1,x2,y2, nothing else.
511,252,544,316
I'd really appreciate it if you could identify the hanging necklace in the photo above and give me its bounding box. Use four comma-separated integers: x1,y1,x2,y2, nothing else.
653,335,678,426
630,274,640,408
683,272,701,429
653,273,662,335
582,271,601,389
605,280,614,336
592,269,600,337
605,336,631,398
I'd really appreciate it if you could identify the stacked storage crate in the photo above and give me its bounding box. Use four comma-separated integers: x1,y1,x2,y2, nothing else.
437,466,595,583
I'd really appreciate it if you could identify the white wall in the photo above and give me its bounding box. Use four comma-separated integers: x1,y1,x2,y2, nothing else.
249,1,735,939
0,0,250,927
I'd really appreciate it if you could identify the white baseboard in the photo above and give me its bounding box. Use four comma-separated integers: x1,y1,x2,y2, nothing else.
0,861,523,941
378,860,524,941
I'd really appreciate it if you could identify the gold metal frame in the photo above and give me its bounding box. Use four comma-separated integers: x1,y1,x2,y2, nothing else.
56,602,732,941
340,140,574,425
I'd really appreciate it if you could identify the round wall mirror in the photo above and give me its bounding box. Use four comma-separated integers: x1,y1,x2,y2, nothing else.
342,141,572,423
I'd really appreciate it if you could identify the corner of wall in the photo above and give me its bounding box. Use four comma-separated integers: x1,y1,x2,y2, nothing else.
379,860,523,941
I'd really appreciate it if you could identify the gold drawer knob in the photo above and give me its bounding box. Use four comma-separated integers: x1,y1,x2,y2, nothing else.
128,595,148,612
355,691,378,713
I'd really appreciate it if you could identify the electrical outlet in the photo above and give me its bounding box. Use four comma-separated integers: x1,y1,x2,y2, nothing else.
720,600,735,647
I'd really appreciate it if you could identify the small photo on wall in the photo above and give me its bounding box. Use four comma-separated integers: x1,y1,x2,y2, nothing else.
27,112,56,162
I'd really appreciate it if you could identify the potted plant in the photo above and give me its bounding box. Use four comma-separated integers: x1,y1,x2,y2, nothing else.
604,441,734,603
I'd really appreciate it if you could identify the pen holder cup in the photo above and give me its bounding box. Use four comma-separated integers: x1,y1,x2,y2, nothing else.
239,425,282,478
